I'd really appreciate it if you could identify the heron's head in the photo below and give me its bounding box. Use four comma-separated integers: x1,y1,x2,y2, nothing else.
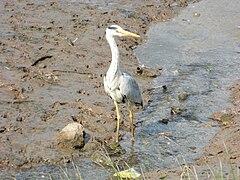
106,25,140,38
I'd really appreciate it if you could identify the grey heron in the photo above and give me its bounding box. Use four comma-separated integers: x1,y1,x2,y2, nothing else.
103,25,143,143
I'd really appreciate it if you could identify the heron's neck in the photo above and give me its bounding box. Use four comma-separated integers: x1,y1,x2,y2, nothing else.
106,34,120,78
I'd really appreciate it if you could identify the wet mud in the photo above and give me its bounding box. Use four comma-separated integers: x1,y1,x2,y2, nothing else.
198,80,240,165
0,0,193,173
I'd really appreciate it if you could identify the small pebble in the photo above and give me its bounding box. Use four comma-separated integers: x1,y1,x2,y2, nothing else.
193,12,200,17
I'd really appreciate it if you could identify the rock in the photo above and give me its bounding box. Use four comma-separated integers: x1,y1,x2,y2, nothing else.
178,92,189,101
136,66,144,75
162,85,167,92
171,106,186,115
55,122,85,150
136,66,162,78
193,12,201,17
0,127,6,133
159,118,169,124
170,2,178,7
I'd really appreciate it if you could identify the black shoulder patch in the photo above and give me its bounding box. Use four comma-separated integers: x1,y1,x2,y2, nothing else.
122,95,127,103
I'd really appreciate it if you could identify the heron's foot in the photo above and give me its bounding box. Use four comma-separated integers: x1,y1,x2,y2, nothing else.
115,133,124,143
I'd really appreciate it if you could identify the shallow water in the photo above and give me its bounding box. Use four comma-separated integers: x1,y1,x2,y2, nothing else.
131,0,240,170
15,0,240,179
132,0,240,169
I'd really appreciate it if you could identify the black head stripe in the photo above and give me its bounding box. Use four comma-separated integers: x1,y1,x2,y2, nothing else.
108,26,118,30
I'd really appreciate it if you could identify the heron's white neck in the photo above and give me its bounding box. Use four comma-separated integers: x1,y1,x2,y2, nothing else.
106,34,120,79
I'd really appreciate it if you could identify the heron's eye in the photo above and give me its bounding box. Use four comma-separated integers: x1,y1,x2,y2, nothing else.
108,26,118,30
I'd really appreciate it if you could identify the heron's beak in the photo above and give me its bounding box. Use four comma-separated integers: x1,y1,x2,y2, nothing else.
116,29,140,38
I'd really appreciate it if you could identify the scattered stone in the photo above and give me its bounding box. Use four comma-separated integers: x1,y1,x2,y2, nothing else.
137,66,162,78
55,122,85,150
171,106,186,115
2,112,12,119
170,2,178,7
162,85,167,92
136,66,144,75
159,118,169,124
78,88,89,95
16,116,26,122
0,127,6,133
193,12,201,17
178,92,189,101
189,146,197,153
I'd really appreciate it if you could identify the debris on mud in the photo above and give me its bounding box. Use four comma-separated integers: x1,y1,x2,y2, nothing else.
91,151,112,167
104,142,126,156
210,112,234,125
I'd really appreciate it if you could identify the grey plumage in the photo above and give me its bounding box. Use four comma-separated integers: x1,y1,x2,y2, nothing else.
103,25,142,143
119,72,142,105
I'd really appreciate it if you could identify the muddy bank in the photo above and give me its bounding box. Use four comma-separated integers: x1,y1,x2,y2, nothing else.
0,0,194,172
198,80,240,164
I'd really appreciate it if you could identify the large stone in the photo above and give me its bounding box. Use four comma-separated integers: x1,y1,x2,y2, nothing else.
55,122,85,150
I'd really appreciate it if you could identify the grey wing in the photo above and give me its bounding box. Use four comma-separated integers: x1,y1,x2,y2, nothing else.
119,72,143,106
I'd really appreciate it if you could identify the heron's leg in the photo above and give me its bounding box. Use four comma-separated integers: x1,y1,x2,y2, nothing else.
129,103,135,143
114,101,120,142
